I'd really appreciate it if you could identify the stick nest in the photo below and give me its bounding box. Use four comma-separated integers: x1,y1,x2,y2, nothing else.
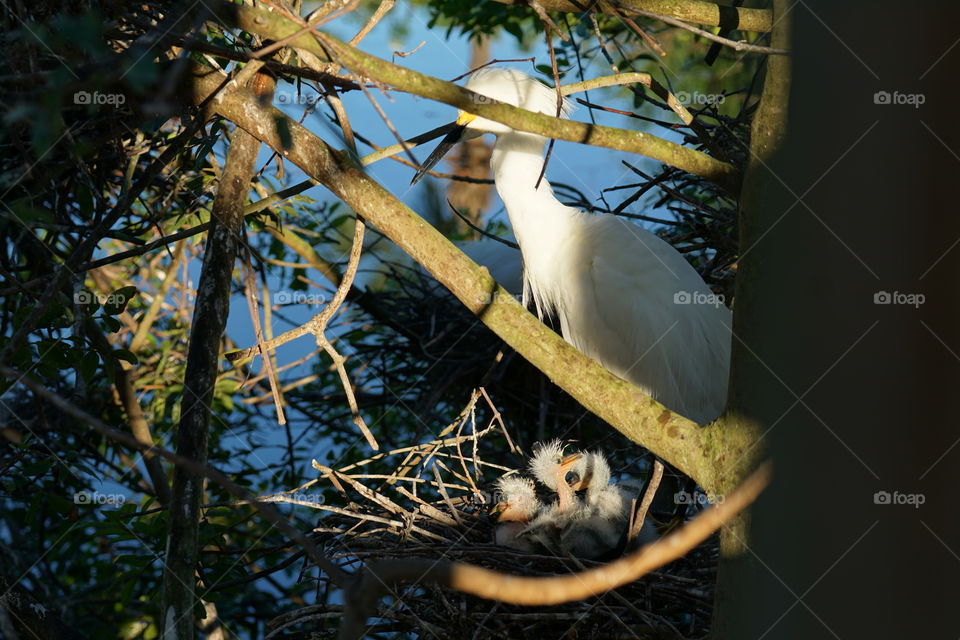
268,392,718,640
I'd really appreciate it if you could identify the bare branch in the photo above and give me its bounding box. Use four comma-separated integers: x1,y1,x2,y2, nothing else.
629,459,664,543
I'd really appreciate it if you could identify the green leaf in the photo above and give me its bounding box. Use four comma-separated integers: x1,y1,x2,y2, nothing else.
103,285,137,315
112,349,138,365
101,315,122,333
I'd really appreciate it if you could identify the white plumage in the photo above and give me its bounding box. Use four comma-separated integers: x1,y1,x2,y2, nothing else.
413,68,732,424
493,475,542,551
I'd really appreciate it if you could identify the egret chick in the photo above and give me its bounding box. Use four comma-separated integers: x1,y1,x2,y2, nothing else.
528,440,580,511
559,451,631,558
492,475,541,551
411,68,732,424
521,447,583,554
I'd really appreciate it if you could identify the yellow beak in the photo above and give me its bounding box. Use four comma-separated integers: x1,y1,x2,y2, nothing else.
456,111,477,126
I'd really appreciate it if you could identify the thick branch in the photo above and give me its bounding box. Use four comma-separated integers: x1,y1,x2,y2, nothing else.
490,0,772,31
213,2,741,194
185,67,753,494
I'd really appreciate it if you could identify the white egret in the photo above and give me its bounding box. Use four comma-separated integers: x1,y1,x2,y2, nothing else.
411,68,731,424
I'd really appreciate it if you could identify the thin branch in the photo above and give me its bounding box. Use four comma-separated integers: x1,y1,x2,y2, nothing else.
242,253,287,424
349,0,395,46
313,219,378,450
629,459,664,543
487,0,774,32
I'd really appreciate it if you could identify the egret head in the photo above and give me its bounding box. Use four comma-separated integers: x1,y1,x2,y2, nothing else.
528,439,577,491
456,68,573,136
410,68,572,185
569,452,613,493
493,475,539,522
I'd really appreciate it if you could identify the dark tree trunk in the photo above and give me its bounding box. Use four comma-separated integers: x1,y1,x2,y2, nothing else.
724,1,960,638
161,121,262,638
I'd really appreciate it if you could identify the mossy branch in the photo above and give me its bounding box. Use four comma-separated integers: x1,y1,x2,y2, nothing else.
490,0,772,32
212,1,741,195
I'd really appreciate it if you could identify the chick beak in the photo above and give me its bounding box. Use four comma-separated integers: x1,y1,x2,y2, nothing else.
409,123,467,186
493,501,513,522
559,453,587,491
559,453,582,474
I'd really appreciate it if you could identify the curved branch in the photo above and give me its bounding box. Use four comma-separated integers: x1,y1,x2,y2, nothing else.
626,6,787,55
338,462,771,639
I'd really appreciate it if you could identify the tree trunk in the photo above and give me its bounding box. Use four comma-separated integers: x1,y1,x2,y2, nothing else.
720,1,960,638
161,118,262,638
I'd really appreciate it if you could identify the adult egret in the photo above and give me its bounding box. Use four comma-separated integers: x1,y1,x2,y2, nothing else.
411,68,731,424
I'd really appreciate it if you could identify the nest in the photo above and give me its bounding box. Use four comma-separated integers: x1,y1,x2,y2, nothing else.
268,392,718,639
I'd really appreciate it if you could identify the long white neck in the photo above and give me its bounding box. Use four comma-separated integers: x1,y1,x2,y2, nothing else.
490,132,580,316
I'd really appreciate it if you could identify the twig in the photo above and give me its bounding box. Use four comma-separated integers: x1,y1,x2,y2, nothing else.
349,0,395,46
536,27,564,190
527,0,568,41
392,41,426,60
241,253,287,425
431,463,464,527
629,459,664,543
445,200,518,249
